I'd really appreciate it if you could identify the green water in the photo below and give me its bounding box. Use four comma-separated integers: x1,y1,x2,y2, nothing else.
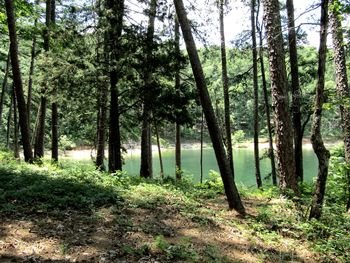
123,147,318,186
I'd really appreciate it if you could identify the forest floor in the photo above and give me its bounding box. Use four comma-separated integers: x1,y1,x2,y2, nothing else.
0,154,348,262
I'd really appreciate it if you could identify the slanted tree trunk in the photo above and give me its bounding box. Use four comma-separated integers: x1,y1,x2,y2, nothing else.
34,0,52,159
329,1,350,213
12,88,19,159
5,0,33,162
309,0,330,220
174,0,245,214
155,126,164,178
262,0,296,193
251,0,262,188
287,0,303,182
0,51,10,129
107,0,124,173
219,0,234,178
140,0,157,178
175,17,182,180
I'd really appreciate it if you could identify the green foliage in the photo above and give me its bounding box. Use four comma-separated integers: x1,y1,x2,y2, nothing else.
232,130,245,144
58,135,76,151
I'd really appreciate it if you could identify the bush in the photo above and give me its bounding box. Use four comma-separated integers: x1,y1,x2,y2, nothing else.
232,130,245,143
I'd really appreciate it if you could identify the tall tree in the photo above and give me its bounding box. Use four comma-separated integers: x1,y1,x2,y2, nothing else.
174,0,245,214
219,0,234,178
5,0,33,162
34,0,52,159
0,51,10,129
251,0,262,188
287,0,303,182
262,0,297,192
329,0,350,213
140,0,157,178
309,0,330,220
12,87,19,159
107,0,124,173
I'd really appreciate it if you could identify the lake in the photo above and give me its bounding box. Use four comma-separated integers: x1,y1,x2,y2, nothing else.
123,146,318,186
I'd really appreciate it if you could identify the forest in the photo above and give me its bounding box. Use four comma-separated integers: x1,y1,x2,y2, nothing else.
0,0,350,262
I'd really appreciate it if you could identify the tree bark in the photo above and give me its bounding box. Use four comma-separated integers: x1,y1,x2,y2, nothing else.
329,1,350,213
6,92,13,149
309,0,330,220
5,0,33,162
155,126,164,179
0,51,10,130
107,0,124,173
175,17,182,180
174,0,245,214
251,0,262,188
200,110,204,184
12,88,19,159
262,0,297,193
287,0,303,182
140,0,157,178
219,0,235,179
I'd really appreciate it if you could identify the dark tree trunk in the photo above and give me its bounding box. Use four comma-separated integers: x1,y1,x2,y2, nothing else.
5,0,33,162
200,110,204,184
262,0,296,193
329,2,350,213
6,92,13,149
34,0,52,159
140,0,157,178
96,81,108,170
287,0,303,182
27,37,36,128
155,126,164,178
175,17,182,180
309,0,330,220
0,51,10,129
174,0,245,214
107,0,124,173
251,0,262,188
12,88,19,159
219,0,234,178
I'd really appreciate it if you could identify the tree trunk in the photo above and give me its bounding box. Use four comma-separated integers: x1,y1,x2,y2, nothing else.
5,0,33,162
219,0,234,178
287,0,303,182
309,0,330,220
34,0,52,159
6,92,13,149
329,1,350,213
262,0,296,193
251,0,262,188
156,126,164,179
174,0,245,214
12,88,19,159
0,51,10,129
140,0,157,178
96,81,108,170
175,17,182,180
200,110,204,184
107,0,124,173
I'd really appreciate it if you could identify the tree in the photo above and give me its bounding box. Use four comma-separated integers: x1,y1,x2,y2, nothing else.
287,0,303,182
107,0,125,173
309,0,330,220
219,0,234,178
5,0,33,162
0,51,10,129
251,0,262,188
174,0,245,214
140,0,157,178
262,0,297,192
329,0,350,213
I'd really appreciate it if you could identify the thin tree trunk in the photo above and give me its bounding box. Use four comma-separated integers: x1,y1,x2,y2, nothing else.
262,0,297,193
219,0,234,178
174,0,245,214
155,126,164,179
34,0,52,159
257,1,277,185
329,1,350,213
200,110,204,184
96,82,108,170
175,17,182,180
309,0,330,220
251,0,262,188
140,0,157,178
287,0,303,182
5,0,33,162
6,87,13,149
107,0,124,173
12,88,19,159
0,51,10,129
